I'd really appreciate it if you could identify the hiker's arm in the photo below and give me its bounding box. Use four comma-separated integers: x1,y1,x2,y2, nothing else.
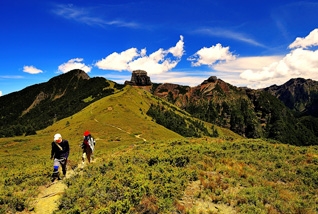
65,141,70,158
80,140,85,148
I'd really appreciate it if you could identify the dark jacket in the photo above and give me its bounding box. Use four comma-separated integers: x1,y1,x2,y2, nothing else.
51,140,70,159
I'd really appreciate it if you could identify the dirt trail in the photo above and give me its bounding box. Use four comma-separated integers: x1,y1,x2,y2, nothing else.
27,108,145,214
27,124,145,213
29,148,135,213
28,163,79,214
32,181,66,213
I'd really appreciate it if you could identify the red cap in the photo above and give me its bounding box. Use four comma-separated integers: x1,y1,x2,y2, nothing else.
84,130,90,136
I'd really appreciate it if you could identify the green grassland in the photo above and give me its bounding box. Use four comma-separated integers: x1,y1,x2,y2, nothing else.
0,86,318,213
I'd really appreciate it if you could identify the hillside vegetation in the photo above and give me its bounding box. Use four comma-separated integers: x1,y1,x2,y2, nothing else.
0,86,317,213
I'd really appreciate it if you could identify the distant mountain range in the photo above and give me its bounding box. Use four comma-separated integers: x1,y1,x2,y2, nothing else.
1,69,318,146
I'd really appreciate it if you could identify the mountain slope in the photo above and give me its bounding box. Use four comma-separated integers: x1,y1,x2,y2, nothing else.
152,77,263,137
38,86,183,146
39,85,240,145
264,77,318,116
152,76,318,146
0,69,124,138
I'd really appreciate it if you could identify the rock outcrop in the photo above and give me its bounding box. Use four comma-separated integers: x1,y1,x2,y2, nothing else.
125,70,152,86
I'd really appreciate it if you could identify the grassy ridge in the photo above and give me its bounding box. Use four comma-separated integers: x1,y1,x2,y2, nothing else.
0,86,186,212
1,86,317,213
39,86,183,143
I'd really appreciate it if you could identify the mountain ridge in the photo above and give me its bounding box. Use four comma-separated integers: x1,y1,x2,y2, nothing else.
151,76,318,145
1,70,318,146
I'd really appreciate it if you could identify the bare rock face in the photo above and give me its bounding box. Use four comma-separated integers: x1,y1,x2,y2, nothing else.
125,70,152,86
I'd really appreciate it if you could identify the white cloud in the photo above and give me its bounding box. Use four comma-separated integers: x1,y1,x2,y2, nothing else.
58,58,92,73
213,56,283,73
168,35,184,57
23,65,43,74
241,49,318,81
95,48,140,71
239,29,318,88
95,36,185,75
96,29,318,89
289,28,318,49
150,71,207,86
127,48,179,74
181,56,284,88
0,91,2,97
180,29,318,89
187,43,236,67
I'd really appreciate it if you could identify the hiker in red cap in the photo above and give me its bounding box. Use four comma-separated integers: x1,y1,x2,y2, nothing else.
81,130,95,164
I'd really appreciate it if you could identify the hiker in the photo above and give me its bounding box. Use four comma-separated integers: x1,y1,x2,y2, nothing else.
81,130,95,164
50,133,70,182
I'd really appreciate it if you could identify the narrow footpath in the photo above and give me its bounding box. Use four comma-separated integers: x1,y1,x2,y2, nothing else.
27,122,146,213
29,162,79,214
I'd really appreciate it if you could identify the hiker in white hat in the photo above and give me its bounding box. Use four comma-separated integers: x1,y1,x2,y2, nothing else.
50,133,70,182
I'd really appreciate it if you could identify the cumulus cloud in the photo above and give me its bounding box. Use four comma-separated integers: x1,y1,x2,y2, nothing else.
289,28,318,49
58,58,92,73
240,29,318,87
168,35,184,57
0,91,2,97
95,48,140,71
127,47,180,74
23,65,43,74
95,36,184,75
187,43,236,67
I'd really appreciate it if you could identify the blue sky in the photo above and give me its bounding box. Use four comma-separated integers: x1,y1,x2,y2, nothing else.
1,0,318,96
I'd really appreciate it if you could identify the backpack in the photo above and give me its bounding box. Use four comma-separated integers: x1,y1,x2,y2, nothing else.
88,136,95,152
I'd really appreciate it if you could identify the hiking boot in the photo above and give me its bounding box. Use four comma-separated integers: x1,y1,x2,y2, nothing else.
51,172,60,182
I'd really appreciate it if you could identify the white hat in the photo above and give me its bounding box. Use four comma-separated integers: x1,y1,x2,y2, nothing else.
54,133,62,142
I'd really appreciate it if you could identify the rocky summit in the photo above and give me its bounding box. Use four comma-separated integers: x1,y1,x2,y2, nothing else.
125,70,152,86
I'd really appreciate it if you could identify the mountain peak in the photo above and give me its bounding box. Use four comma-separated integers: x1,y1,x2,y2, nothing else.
46,69,89,87
201,76,218,85
64,69,90,80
